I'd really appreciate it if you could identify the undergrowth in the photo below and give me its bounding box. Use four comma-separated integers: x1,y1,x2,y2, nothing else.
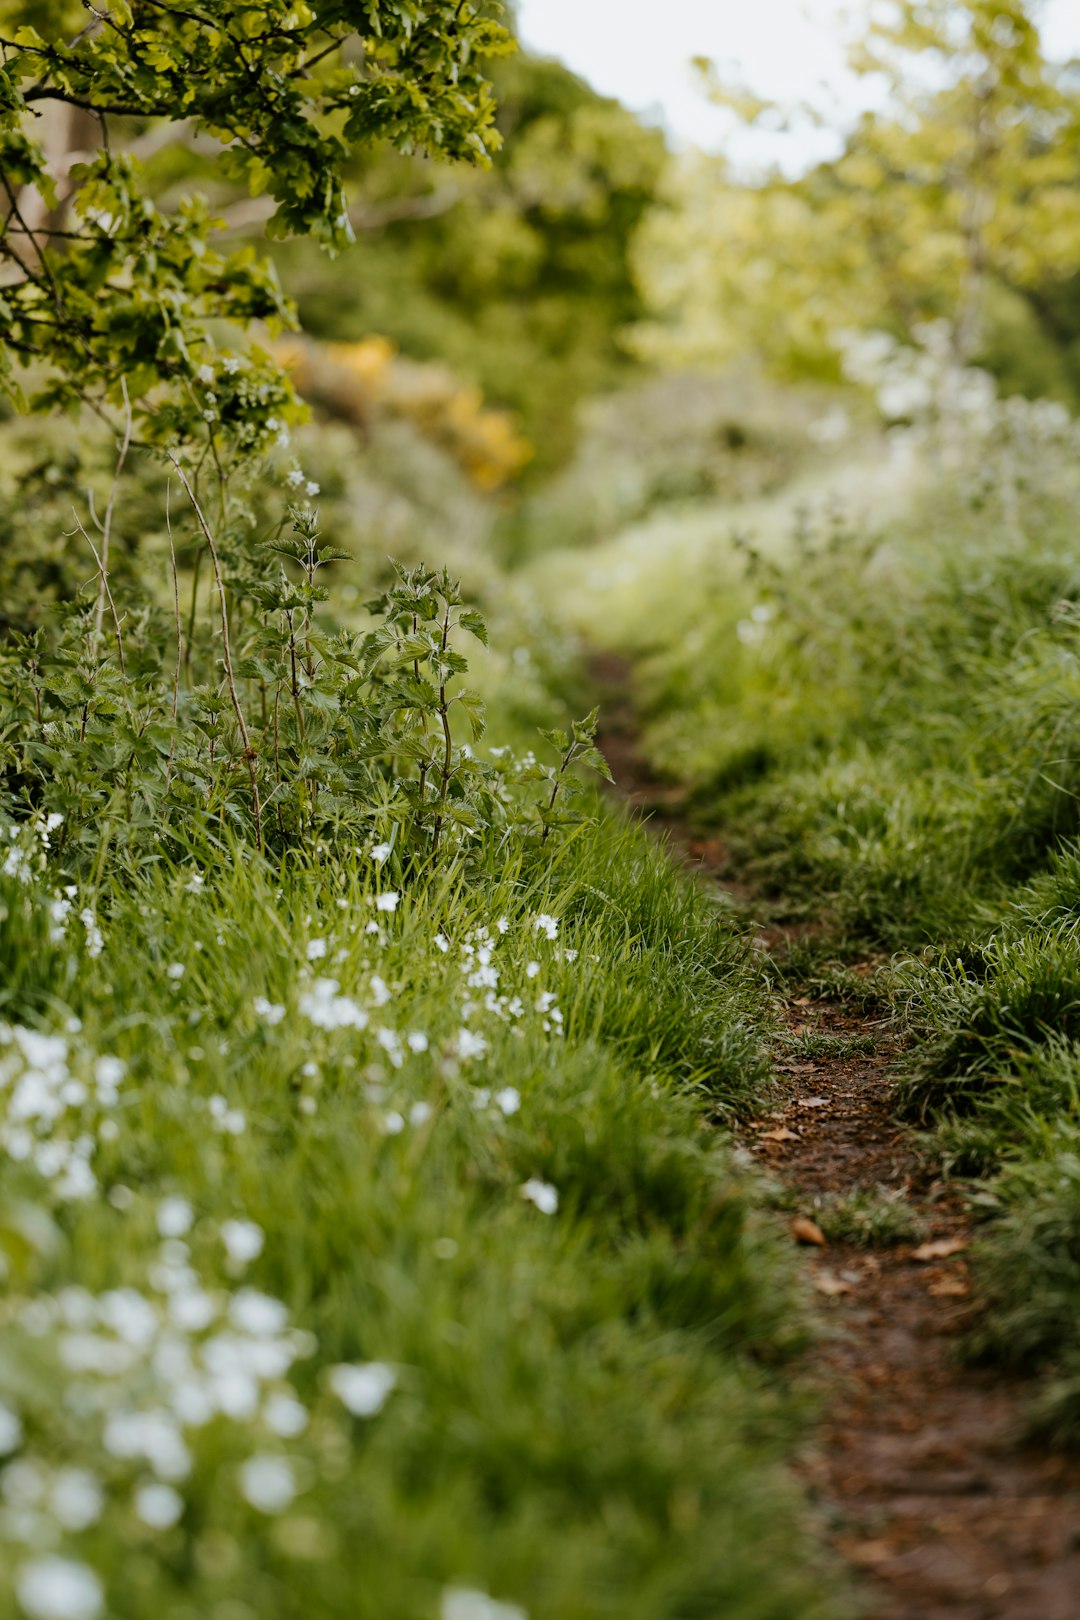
0,424,845,1616
553,357,1080,1445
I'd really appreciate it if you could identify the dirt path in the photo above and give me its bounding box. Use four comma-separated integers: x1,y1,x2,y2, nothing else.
593,653,1080,1620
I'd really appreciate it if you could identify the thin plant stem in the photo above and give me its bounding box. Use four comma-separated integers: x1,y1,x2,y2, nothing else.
168,453,263,849
94,377,132,640
70,509,126,675
164,479,183,792
431,603,453,858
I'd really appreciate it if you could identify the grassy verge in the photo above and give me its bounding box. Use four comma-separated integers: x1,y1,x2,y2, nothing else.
0,766,846,1617
531,397,1080,1444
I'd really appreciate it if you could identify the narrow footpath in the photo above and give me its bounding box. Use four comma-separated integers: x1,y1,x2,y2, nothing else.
594,655,1080,1620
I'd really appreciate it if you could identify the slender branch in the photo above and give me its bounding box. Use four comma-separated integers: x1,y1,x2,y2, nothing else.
23,90,147,115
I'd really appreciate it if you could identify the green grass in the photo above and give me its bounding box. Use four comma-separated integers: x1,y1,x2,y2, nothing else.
538,403,1080,1444
0,808,844,1620
813,1188,925,1250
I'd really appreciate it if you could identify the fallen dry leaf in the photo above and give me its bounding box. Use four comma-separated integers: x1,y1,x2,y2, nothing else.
797,1097,829,1108
845,1539,896,1568
911,1236,968,1262
791,1215,827,1247
814,1269,853,1296
758,1126,799,1142
928,1276,970,1298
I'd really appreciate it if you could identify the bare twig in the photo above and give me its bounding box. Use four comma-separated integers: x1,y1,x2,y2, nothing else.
218,183,462,237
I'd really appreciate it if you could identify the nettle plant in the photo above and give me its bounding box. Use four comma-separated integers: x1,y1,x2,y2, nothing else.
0,4,609,866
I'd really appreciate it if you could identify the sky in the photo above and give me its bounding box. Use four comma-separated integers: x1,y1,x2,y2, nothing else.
516,0,1080,173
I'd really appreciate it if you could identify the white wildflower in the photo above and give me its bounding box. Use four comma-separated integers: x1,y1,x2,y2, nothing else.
239,1455,296,1515
370,974,391,1007
374,890,399,913
165,962,185,982
434,933,450,953
184,870,205,894
134,1481,183,1529
455,1029,488,1062
94,1055,124,1104
409,1101,433,1127
299,978,367,1030
370,841,393,865
495,1087,521,1116
156,1197,194,1238
99,1288,158,1347
377,1029,404,1068
79,910,103,958
521,1178,558,1215
229,1289,289,1337
0,1400,22,1454
525,961,540,980
221,1219,264,1266
441,1588,527,1620
263,1392,308,1438
16,1557,103,1620
306,938,327,962
209,1095,245,1135
253,997,286,1026
298,979,368,1031
533,914,559,941
50,1469,103,1531
328,1361,396,1417
406,1031,429,1053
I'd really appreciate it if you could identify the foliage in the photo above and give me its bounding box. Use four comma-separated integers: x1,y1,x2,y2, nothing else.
508,366,829,560
0,468,611,862
0,2,511,460
275,50,667,475
633,0,1080,395
0,795,849,1620
282,336,533,491
531,331,1080,1441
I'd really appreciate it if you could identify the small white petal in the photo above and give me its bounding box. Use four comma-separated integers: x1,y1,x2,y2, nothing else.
328,1361,396,1417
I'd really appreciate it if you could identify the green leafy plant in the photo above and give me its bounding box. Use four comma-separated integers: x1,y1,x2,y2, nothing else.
0,3,511,454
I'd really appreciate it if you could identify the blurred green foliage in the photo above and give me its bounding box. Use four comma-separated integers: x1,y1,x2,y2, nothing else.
272,52,667,476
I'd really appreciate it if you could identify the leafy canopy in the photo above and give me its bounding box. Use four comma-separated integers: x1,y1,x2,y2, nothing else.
0,1,511,455
635,0,1080,383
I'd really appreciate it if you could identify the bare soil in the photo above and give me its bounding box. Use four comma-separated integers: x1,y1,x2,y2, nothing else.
593,652,1080,1620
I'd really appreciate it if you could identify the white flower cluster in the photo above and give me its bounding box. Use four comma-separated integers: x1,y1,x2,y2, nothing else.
0,1193,401,1618
0,1027,125,1201
836,321,1080,455
1,814,63,887
442,1588,527,1620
